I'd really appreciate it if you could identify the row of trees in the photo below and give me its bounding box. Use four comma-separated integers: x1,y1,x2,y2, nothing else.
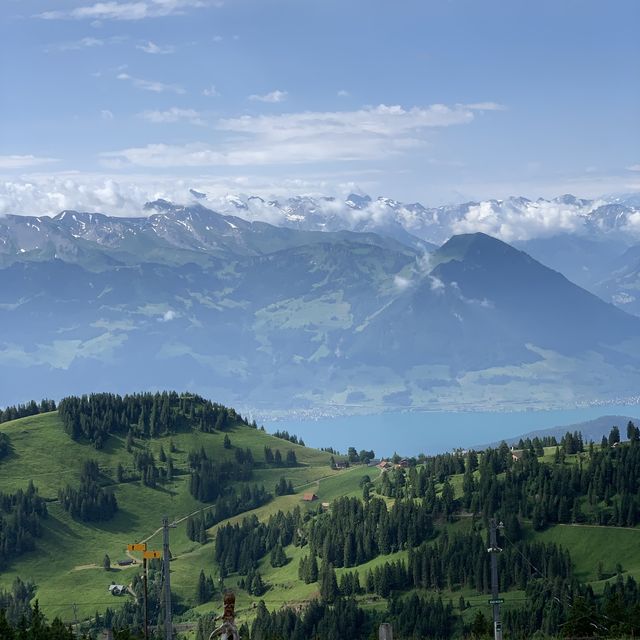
263,446,297,467
271,430,305,446
248,594,454,640
0,399,56,425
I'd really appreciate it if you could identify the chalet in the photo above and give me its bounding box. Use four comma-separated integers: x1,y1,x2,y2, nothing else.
321,502,330,510
398,459,410,468
333,461,348,470
511,449,524,462
377,460,392,470
302,493,318,502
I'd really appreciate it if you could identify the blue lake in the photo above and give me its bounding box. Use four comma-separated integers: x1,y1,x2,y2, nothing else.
267,405,639,456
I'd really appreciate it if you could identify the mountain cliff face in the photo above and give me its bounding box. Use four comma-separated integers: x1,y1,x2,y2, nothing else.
1,203,640,413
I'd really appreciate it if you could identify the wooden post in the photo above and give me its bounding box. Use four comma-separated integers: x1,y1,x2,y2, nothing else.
379,622,393,640
143,557,149,640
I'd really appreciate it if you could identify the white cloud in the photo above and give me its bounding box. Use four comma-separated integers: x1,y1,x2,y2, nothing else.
140,107,205,126
429,276,445,292
337,90,350,97
627,164,640,172
38,0,216,21
159,310,178,322
450,199,587,242
47,35,129,52
49,36,105,51
103,102,494,168
460,102,506,111
137,40,175,54
101,109,115,120
394,275,411,291
0,155,59,169
203,85,219,97
117,72,185,94
249,90,288,103
0,173,345,217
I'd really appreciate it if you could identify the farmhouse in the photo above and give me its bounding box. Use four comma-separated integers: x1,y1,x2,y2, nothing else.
302,493,318,502
117,558,136,566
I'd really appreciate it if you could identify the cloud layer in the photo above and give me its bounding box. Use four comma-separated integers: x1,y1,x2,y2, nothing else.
103,102,501,168
117,72,185,94
38,0,216,21
0,155,59,170
249,90,288,103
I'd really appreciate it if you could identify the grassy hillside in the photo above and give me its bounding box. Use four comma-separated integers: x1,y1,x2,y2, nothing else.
0,410,358,623
4,406,640,640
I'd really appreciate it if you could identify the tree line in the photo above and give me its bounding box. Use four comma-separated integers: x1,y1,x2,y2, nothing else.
271,430,306,446
0,399,56,425
58,392,248,448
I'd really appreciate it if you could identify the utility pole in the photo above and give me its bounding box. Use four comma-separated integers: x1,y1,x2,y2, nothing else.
128,541,159,640
488,518,503,640
71,603,79,638
163,516,174,640
143,556,149,640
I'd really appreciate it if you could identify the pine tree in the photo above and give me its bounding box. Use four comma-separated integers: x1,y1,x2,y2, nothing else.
308,554,319,583
197,569,208,603
319,562,339,603
103,554,111,571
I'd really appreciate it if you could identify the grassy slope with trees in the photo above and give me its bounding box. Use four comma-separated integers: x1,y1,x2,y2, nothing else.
0,398,347,625
2,396,640,638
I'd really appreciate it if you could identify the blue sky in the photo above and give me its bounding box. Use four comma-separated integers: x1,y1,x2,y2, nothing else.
1,0,639,214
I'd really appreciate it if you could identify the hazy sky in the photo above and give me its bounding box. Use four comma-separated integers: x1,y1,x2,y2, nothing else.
1,0,639,213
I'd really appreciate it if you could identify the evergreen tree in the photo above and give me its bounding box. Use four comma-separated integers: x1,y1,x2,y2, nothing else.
319,563,339,603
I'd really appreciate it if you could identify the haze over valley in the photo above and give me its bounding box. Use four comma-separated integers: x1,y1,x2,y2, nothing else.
2,192,640,416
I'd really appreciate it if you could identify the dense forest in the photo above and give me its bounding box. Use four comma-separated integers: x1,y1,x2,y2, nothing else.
377,424,640,528
58,460,118,522
206,425,640,639
4,394,640,639
0,483,47,568
58,392,249,448
186,484,272,543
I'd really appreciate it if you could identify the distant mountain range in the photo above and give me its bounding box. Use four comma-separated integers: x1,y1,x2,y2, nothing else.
476,415,640,450
1,195,640,413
